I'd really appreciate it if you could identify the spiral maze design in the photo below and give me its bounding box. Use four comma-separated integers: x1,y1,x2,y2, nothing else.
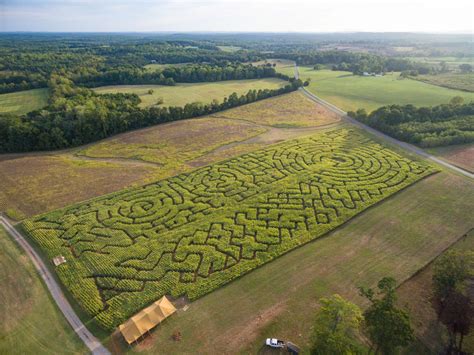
23,128,435,329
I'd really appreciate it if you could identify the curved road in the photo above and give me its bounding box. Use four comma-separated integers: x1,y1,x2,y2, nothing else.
295,64,473,179
0,215,110,355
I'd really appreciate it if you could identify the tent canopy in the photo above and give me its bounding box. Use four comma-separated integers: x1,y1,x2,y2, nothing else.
119,296,177,344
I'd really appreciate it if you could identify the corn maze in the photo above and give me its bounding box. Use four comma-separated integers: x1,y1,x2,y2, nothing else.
22,128,435,329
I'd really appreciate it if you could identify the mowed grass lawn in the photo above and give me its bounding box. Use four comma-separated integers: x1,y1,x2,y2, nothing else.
0,88,49,115
300,68,474,112
93,78,287,108
0,227,85,354
115,172,473,354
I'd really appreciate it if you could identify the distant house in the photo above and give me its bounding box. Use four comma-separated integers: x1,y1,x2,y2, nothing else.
363,72,370,76
150,60,157,63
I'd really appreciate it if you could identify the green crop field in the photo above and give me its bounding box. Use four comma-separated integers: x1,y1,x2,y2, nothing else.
300,68,474,112
0,88,49,115
414,72,474,92
23,128,435,330
93,79,286,108
0,227,85,354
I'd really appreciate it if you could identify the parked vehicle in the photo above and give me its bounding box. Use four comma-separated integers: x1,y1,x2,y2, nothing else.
265,338,285,348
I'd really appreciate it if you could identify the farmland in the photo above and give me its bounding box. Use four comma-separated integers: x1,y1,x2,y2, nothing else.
213,91,340,128
93,78,286,108
413,72,474,92
428,144,474,173
299,68,474,112
78,117,267,164
0,88,49,115
0,92,336,219
0,227,85,354
111,171,473,354
22,128,435,329
253,59,296,77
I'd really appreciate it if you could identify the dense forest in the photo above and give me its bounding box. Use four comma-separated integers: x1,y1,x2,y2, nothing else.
0,74,302,152
0,33,440,93
348,98,474,147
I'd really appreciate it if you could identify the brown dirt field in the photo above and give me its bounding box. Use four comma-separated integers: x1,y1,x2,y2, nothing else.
213,91,341,128
431,144,474,173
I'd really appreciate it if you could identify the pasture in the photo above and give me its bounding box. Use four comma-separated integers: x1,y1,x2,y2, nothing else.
93,78,286,108
253,59,296,77
300,68,474,112
414,72,474,92
217,45,242,52
0,227,85,354
23,128,435,330
213,91,340,128
0,88,49,115
112,171,473,354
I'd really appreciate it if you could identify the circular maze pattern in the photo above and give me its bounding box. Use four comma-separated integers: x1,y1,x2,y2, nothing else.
23,128,435,329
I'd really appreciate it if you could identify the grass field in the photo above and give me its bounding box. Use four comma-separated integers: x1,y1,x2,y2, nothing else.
0,226,85,354
0,88,49,115
300,68,474,112
212,91,340,127
78,117,266,164
398,230,474,354
406,56,474,70
217,45,242,52
427,143,474,173
413,72,474,92
108,171,473,354
23,127,435,329
143,63,192,71
93,78,287,107
253,59,296,77
0,92,336,220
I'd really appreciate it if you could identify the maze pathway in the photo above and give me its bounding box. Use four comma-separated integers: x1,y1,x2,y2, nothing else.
23,128,435,329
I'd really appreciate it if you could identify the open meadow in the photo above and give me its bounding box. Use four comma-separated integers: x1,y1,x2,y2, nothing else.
413,72,474,92
0,88,49,115
252,59,296,77
111,171,473,354
93,78,286,108
22,127,435,330
212,91,340,128
0,226,86,355
300,68,474,112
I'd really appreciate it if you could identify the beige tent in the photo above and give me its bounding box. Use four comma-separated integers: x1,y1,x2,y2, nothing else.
119,296,177,344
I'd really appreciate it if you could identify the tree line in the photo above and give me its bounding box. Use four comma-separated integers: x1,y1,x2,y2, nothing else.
0,75,302,153
348,97,474,147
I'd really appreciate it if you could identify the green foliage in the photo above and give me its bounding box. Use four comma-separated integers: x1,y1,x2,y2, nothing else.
311,294,363,355
0,78,299,153
22,129,435,330
359,277,415,354
352,101,474,147
433,249,474,301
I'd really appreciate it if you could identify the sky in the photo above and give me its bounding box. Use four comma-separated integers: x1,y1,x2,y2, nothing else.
1,0,473,33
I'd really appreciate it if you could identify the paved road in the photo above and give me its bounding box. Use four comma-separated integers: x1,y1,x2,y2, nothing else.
294,65,473,179
0,215,110,355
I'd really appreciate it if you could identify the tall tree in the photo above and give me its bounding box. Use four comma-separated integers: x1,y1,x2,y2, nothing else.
310,294,363,355
359,277,414,355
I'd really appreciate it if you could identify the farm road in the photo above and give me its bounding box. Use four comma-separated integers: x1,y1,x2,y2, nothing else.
0,215,110,355
295,64,473,179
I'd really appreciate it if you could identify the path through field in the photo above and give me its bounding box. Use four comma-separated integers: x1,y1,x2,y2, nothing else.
0,215,110,355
